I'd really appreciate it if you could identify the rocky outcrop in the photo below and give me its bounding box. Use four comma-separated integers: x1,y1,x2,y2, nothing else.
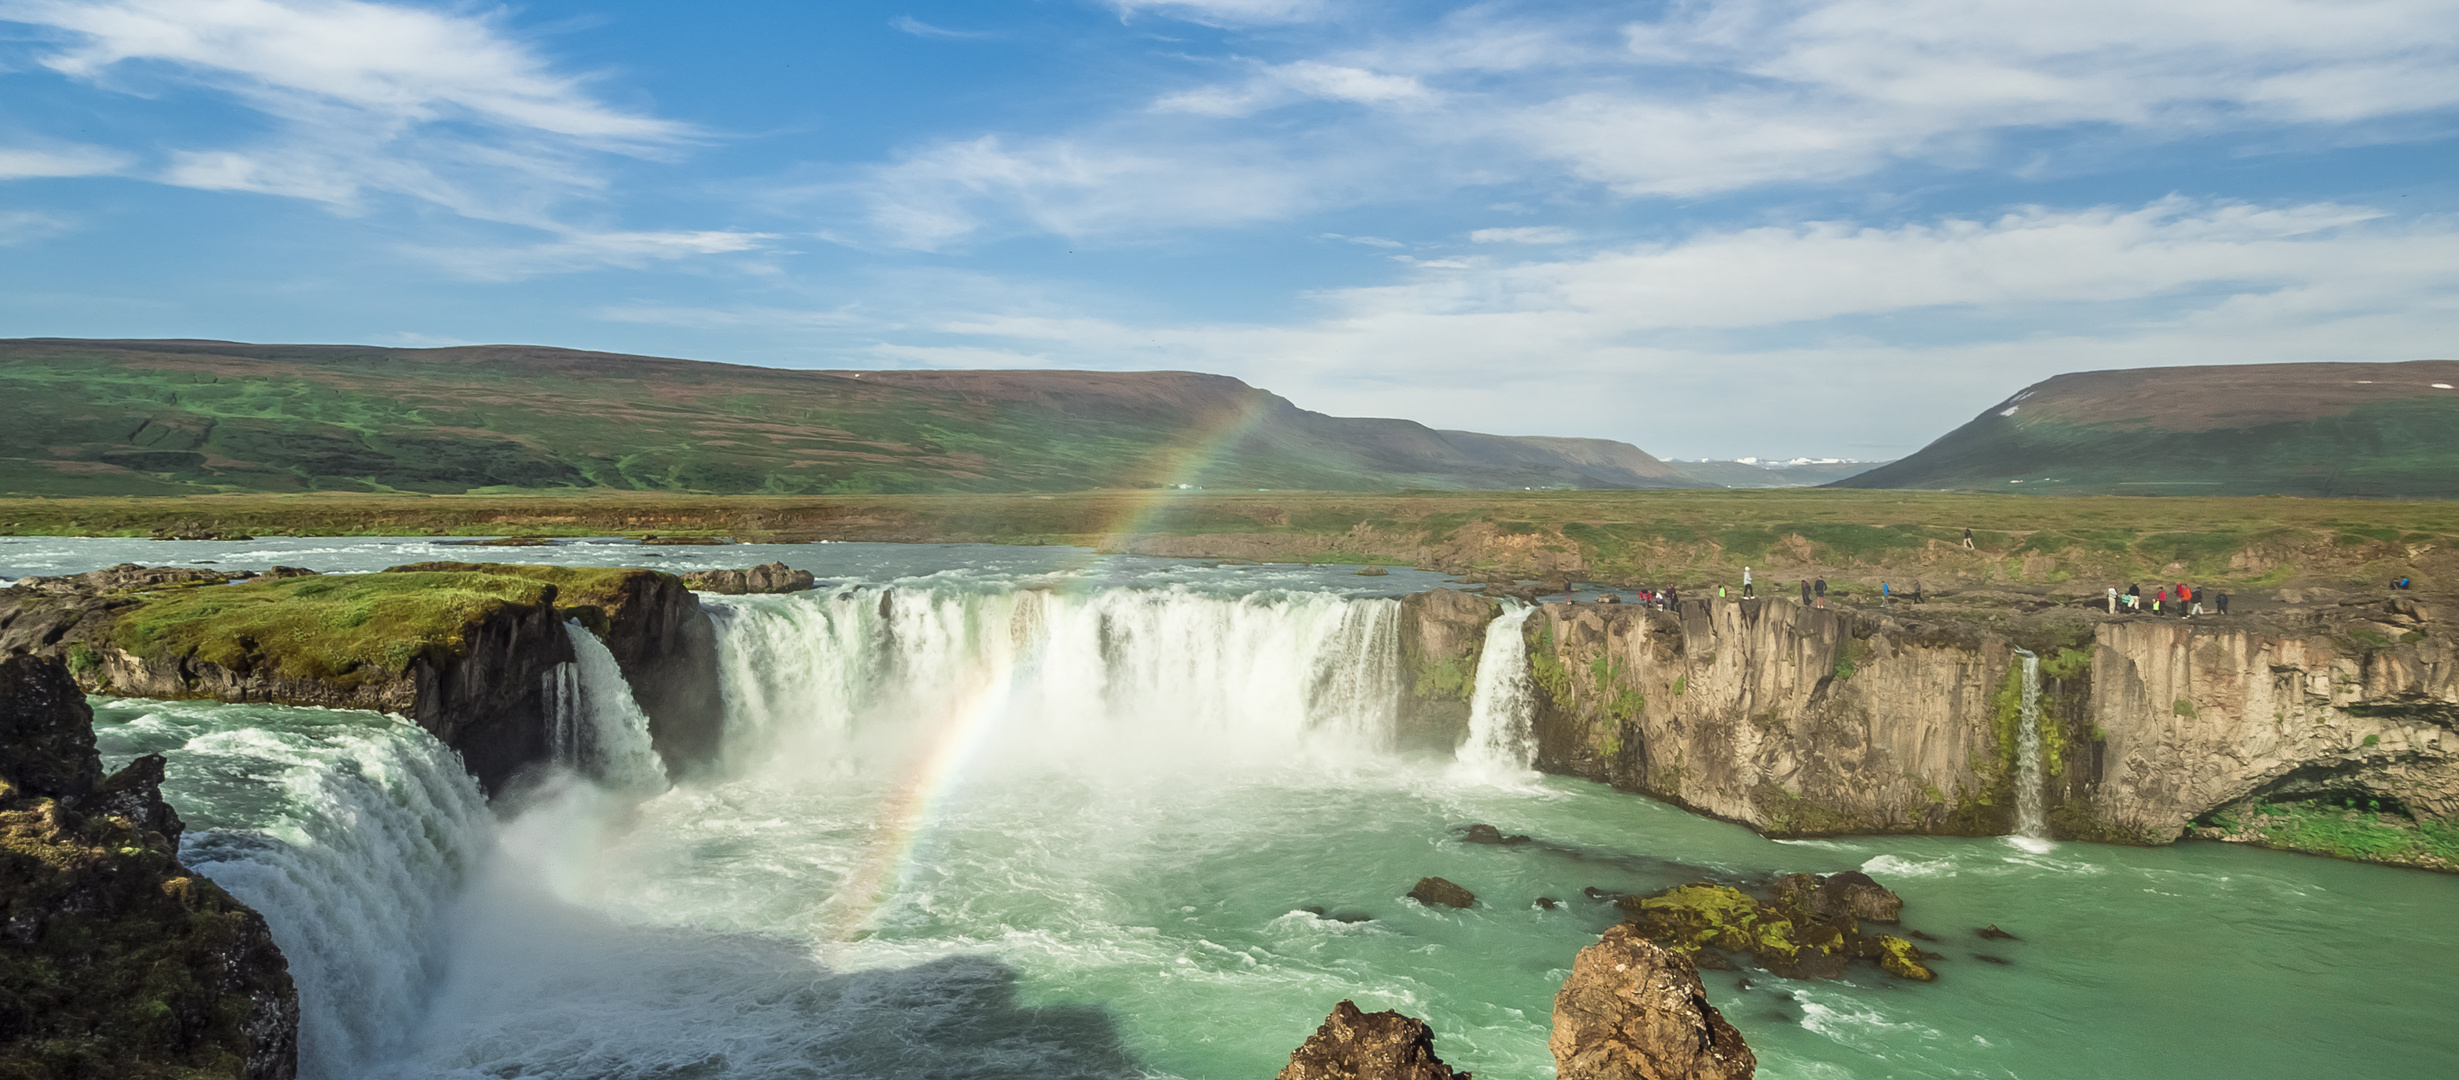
1407,877,1476,909
0,563,727,795
1275,1000,1467,1080
1615,882,1933,982
1513,593,2459,867
1772,871,1902,923
1395,589,1499,753
0,654,299,1080
1551,923,1754,1080
678,562,816,594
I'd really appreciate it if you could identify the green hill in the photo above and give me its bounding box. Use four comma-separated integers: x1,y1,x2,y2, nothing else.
0,339,1703,496
1834,360,2459,498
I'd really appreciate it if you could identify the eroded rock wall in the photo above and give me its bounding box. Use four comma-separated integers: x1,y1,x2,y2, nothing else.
1515,594,2459,866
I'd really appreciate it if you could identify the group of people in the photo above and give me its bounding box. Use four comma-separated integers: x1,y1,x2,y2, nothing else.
2111,581,2228,616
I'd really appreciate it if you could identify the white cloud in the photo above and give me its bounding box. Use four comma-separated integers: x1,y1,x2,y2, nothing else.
1530,0,2459,195
415,228,776,281
0,210,75,244
0,144,131,179
1111,0,1327,27
1470,226,1578,244
890,15,993,41
795,197,2459,456
1157,60,1435,117
846,134,1332,249
3,0,690,227
1321,232,1405,247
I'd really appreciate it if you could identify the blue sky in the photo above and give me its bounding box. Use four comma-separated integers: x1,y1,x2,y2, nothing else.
3,0,2456,458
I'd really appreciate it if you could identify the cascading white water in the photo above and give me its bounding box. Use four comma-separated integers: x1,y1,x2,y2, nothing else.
1456,602,1539,777
702,586,1403,774
544,622,671,793
103,703,494,1079
2012,648,2046,839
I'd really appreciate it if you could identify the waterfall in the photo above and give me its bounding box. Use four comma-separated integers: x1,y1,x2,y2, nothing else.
161,709,494,1079
1456,602,1539,776
544,621,671,794
2012,648,2046,839
701,585,1404,775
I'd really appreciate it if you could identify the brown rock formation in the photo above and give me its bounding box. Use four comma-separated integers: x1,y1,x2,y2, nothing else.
679,561,818,595
1275,1000,1467,1080
1552,924,1754,1080
0,654,299,1080
1408,877,1476,908
1515,594,2459,864
1772,871,1902,923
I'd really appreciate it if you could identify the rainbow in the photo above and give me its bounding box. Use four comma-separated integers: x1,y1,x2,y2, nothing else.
815,393,1280,945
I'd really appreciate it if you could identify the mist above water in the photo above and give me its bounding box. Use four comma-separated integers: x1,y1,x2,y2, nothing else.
76,544,2459,1080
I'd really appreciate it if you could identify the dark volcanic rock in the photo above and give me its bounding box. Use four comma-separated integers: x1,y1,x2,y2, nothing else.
1408,877,1476,909
680,561,818,595
1276,999,1468,1080
0,653,102,800
1461,823,1531,845
1977,925,2020,941
0,653,299,1080
1772,870,1903,923
1551,923,1755,1080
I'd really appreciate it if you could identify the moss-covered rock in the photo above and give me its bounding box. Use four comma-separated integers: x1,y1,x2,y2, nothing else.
1615,877,1933,982
0,653,298,1080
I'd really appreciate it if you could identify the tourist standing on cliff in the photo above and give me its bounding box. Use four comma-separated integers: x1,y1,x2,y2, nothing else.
2154,587,2166,614
2128,583,2141,610
1743,566,1754,598
1963,527,1975,549
2218,591,2230,614
2107,586,2118,613
1814,578,1827,608
1801,580,1812,605
1668,585,1681,613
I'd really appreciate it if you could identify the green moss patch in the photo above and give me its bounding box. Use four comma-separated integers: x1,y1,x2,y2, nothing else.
107,571,557,688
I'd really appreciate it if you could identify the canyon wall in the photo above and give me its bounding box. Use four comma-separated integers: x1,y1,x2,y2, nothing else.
1404,588,2458,868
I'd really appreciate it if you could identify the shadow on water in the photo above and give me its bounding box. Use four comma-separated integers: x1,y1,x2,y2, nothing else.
382,902,1147,1080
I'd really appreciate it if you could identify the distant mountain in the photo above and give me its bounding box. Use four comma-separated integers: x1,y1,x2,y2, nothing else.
1833,360,2459,497
1668,459,1885,488
0,339,1705,495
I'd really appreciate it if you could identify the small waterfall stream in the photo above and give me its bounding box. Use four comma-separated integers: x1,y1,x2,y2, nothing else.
2012,648,2046,839
544,621,671,794
1456,602,1539,777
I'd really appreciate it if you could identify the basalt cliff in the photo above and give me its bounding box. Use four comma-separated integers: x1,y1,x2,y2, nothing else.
0,562,730,794
0,653,299,1079
1401,587,2459,870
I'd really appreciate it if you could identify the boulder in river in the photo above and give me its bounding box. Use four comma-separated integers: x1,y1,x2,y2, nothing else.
1461,823,1532,845
1552,923,1755,1080
1616,880,1933,982
1408,877,1476,908
1276,999,1467,1080
1771,870,1903,923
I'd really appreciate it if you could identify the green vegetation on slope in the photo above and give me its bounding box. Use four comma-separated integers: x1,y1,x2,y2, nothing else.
0,339,1694,496
1841,361,2459,498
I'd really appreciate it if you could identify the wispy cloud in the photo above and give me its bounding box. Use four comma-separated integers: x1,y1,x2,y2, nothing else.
3,0,692,228
1470,226,1577,244
415,228,776,281
0,210,75,244
890,15,993,41
0,144,132,179
1156,60,1435,116
1111,0,1329,27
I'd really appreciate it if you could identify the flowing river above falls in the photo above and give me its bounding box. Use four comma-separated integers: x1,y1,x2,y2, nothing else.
34,537,2459,1078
